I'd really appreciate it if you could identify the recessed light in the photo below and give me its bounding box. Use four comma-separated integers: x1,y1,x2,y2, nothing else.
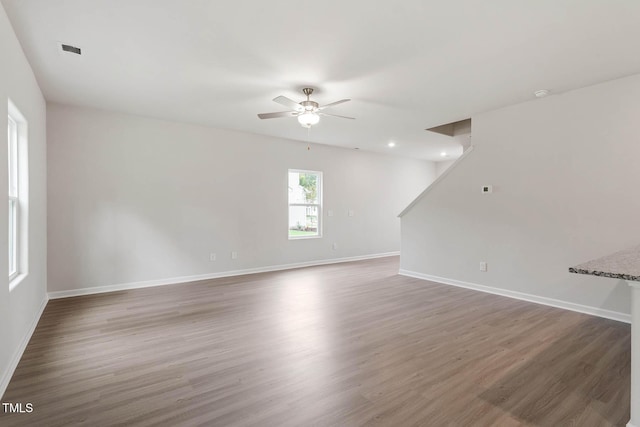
388,142,396,147
440,151,447,157
534,89,550,98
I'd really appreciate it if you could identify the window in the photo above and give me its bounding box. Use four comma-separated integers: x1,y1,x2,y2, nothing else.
8,100,28,288
8,115,17,278
288,170,322,239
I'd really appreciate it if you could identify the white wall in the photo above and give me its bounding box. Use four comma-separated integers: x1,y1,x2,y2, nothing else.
401,73,640,319
0,2,47,397
435,160,456,178
47,103,434,293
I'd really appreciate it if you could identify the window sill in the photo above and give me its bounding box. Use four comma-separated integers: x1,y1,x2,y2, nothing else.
9,273,28,292
288,235,323,240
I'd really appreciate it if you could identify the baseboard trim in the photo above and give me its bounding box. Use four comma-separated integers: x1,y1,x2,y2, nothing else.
399,269,631,324
48,252,400,299
0,295,48,399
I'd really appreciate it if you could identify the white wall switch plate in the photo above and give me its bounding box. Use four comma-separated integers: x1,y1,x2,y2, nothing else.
479,261,488,272
231,251,238,259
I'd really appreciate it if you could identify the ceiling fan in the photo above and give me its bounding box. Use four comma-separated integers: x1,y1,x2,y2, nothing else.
258,88,354,128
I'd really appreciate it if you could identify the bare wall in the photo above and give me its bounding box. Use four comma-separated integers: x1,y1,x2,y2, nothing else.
47,103,434,293
401,73,640,318
0,1,47,397
435,159,456,177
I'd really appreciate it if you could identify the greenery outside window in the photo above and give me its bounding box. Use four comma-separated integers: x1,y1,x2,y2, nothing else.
288,170,322,239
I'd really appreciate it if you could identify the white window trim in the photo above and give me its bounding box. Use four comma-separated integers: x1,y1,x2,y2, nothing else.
8,99,29,291
288,169,322,240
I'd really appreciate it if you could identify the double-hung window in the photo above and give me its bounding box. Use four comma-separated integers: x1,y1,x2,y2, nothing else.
8,100,27,288
288,170,322,239
8,115,18,279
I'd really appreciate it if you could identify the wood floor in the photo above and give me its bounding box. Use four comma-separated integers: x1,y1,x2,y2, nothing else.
0,257,630,426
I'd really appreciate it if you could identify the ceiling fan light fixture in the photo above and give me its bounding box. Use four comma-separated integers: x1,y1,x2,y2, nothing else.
258,88,352,127
298,112,320,127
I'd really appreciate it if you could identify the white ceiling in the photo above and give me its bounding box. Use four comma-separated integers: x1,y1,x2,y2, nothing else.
3,0,640,161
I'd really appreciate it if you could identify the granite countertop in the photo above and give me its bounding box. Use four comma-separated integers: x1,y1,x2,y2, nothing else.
569,244,640,282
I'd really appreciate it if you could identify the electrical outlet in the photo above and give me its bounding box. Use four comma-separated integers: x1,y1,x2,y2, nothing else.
231,251,238,259
327,210,334,217
348,210,354,217
479,261,488,272
209,253,216,261
332,243,338,250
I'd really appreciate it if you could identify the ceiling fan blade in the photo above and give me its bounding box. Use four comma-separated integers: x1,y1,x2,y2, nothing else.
319,112,355,120
258,111,298,119
273,96,303,111
318,99,350,110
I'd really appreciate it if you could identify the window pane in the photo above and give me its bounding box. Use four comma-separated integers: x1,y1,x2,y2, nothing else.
9,199,16,276
8,116,18,198
288,171,318,204
288,205,319,237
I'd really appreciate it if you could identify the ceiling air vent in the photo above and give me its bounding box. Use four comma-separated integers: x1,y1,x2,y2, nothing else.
61,44,81,55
